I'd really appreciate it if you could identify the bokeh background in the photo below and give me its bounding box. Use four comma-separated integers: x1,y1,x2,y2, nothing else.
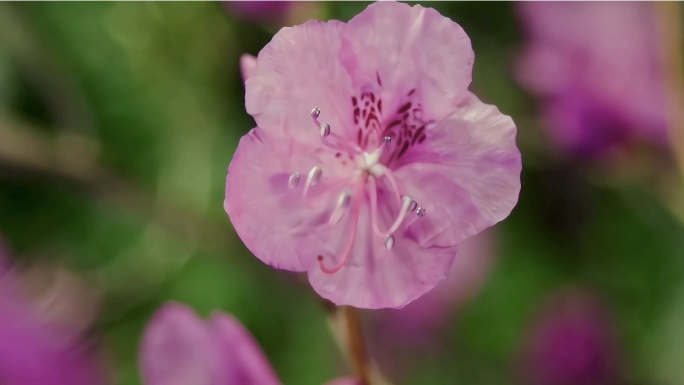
1,2,684,385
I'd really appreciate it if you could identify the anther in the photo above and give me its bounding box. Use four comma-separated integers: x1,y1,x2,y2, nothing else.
302,166,322,198
309,167,322,185
416,207,426,217
384,235,395,250
309,106,363,155
407,198,418,212
288,172,300,189
337,190,351,208
383,135,392,144
329,190,351,224
320,122,331,138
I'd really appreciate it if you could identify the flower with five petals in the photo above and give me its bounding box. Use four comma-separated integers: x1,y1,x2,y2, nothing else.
225,1,521,309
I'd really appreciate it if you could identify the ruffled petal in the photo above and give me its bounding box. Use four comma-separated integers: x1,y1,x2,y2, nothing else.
394,96,521,247
209,313,281,385
240,54,257,82
340,2,473,120
225,128,354,272
308,204,457,309
246,20,357,144
139,303,220,385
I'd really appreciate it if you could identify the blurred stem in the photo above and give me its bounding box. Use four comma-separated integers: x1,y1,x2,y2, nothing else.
325,303,393,385
344,306,371,385
658,2,684,178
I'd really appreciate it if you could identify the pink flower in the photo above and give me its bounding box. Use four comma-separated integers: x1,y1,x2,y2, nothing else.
225,1,521,308
240,54,257,82
140,302,357,385
0,240,105,385
516,2,668,156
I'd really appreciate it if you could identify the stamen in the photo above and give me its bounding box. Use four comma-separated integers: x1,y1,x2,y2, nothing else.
320,122,331,138
318,202,361,274
337,190,351,207
310,107,361,154
386,195,414,234
311,107,323,128
383,135,392,144
367,178,413,238
328,190,351,224
302,166,322,197
407,198,418,212
288,172,300,189
384,235,395,250
310,167,322,185
416,207,426,217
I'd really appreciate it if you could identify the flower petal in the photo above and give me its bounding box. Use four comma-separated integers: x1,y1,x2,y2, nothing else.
395,96,521,247
209,313,281,385
340,1,473,120
225,128,353,272
0,279,104,385
240,54,257,82
139,303,220,385
0,243,104,385
246,20,357,144
308,206,457,309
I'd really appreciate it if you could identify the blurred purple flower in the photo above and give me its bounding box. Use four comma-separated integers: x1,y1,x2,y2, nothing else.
516,2,668,157
517,288,621,385
140,302,358,385
0,240,105,385
223,1,292,23
225,1,521,309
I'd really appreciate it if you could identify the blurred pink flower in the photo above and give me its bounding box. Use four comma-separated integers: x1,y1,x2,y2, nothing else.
225,1,521,309
223,1,292,23
517,288,621,385
369,229,496,343
365,230,495,377
0,240,105,385
140,302,357,385
516,2,668,157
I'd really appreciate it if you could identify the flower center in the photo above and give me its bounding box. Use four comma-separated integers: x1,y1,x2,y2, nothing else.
287,105,428,274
